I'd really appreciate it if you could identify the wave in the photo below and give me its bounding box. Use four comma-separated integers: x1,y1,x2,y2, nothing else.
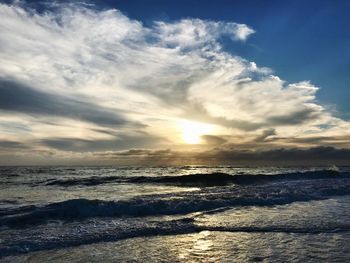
40,169,350,187
0,217,200,258
140,170,348,185
3,177,350,228
43,175,125,186
1,216,350,258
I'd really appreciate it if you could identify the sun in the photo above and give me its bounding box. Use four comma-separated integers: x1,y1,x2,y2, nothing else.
180,120,213,144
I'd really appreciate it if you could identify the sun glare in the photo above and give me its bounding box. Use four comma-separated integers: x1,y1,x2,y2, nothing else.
180,120,213,144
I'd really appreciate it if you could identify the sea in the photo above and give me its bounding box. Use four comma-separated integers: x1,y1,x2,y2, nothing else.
1,166,350,262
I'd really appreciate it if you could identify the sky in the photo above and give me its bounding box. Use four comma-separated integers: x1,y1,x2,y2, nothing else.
0,0,350,165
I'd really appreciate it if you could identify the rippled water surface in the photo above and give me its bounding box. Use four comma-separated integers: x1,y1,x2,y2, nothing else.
1,166,350,262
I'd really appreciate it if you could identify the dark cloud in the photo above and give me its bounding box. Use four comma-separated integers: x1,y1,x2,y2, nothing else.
276,135,350,147
96,146,350,166
95,148,182,165
0,122,31,133
254,128,276,142
0,140,27,149
41,134,165,152
99,149,173,157
204,146,350,165
267,108,321,126
201,135,227,145
0,79,142,127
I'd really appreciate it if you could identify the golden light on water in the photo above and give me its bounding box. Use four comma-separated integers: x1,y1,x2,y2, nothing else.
180,120,214,144
178,231,215,261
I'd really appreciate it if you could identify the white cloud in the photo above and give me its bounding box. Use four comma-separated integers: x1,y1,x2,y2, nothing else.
154,19,255,47
0,1,349,162
233,23,255,41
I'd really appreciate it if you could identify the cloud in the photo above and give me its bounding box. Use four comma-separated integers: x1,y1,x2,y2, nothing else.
271,135,350,148
0,79,140,127
188,77,330,131
234,23,256,41
154,19,255,48
40,133,165,152
0,1,349,164
254,128,276,142
201,135,227,145
92,146,350,166
0,140,27,149
206,146,350,165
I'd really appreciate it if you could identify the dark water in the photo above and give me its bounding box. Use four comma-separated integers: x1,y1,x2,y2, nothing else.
1,166,350,262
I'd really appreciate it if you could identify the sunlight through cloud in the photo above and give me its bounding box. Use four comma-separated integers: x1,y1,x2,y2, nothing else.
180,120,214,144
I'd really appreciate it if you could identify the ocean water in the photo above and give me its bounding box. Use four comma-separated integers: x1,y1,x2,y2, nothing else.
1,166,350,262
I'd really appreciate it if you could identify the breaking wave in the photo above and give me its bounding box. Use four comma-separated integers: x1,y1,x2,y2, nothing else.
3,176,350,228
40,169,350,187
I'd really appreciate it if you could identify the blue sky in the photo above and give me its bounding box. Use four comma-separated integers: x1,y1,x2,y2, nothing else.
98,0,350,118
0,0,350,165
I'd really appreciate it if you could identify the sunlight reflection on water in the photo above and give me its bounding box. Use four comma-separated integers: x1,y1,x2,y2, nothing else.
5,230,349,263
178,231,217,262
